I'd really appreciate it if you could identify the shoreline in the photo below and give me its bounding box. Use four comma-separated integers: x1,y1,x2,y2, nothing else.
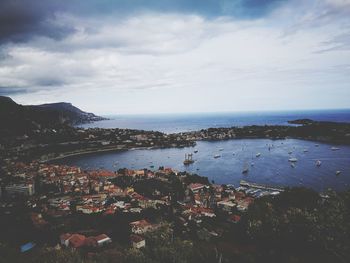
44,145,194,163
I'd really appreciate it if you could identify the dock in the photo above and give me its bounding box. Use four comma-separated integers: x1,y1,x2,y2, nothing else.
240,180,285,192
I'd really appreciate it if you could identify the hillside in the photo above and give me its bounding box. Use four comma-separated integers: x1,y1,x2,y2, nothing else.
0,96,105,136
36,102,105,125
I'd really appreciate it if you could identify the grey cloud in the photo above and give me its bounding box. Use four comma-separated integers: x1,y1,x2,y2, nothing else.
0,86,28,95
0,0,289,44
0,0,349,111
0,0,74,44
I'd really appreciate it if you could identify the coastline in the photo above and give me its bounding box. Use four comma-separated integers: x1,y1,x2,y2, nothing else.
44,144,195,163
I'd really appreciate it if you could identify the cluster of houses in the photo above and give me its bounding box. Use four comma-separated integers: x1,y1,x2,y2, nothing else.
1,161,282,253
58,219,160,250
176,182,254,229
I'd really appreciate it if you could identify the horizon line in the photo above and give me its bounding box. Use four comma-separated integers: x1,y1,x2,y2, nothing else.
99,108,350,117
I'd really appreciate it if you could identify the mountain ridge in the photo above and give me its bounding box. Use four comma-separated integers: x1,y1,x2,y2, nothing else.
0,96,106,136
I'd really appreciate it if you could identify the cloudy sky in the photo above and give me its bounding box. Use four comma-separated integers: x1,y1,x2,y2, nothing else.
0,0,349,114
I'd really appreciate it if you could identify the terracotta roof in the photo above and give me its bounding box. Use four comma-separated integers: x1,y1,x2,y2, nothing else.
68,234,86,248
130,234,144,243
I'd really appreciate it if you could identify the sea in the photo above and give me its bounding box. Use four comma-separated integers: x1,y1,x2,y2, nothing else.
55,109,350,192
79,109,350,134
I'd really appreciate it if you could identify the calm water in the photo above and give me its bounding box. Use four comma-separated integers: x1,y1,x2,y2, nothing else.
80,109,350,133
54,139,350,192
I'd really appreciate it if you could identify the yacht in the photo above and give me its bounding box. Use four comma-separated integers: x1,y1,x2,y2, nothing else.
288,158,298,162
214,154,221,159
331,147,340,151
256,153,261,157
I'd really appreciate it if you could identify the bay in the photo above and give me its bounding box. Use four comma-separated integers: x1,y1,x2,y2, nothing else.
54,138,350,192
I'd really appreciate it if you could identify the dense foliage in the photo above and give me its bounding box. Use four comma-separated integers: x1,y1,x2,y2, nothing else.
242,188,350,263
1,187,350,263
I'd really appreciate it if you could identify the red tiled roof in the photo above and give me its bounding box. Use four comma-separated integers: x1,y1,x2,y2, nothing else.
89,170,115,177
68,234,86,248
130,234,144,243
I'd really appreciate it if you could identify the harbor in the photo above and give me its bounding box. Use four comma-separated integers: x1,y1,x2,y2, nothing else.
54,138,350,192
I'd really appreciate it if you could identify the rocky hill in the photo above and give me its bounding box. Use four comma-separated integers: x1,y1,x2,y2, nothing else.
0,96,105,136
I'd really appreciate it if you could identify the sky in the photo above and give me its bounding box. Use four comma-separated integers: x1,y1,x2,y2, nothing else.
0,0,349,114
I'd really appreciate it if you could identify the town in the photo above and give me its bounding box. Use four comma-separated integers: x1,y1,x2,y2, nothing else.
1,97,350,262
0,160,282,256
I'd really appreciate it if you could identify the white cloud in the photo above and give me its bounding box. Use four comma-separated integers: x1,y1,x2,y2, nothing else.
1,0,350,114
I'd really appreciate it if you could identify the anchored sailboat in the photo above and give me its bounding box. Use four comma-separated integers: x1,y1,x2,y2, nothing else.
183,153,194,165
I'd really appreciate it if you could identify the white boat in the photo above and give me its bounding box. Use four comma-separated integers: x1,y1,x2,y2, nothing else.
316,160,322,167
256,153,261,157
288,151,293,155
251,162,255,167
219,148,224,151
315,144,319,147
214,154,221,159
194,150,198,153
291,163,296,168
336,171,341,176
331,147,340,151
288,158,298,162
303,149,308,153
232,152,235,156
